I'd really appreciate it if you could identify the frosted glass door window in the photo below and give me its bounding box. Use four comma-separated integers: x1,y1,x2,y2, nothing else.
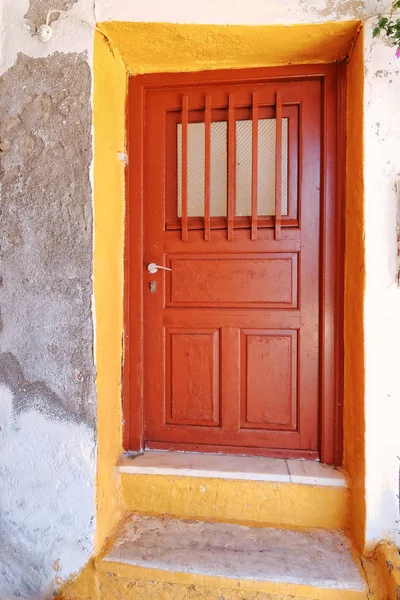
177,117,288,218
177,122,227,217
236,118,288,216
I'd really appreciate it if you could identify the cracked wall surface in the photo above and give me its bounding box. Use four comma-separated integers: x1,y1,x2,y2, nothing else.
0,50,96,598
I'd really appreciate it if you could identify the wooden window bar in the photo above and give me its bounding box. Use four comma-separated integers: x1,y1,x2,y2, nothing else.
227,94,236,241
275,92,283,240
180,91,284,241
204,95,211,241
251,92,259,241
181,95,189,242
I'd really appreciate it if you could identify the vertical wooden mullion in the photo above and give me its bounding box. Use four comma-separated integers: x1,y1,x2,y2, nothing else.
251,92,259,241
204,95,211,241
181,95,189,241
221,327,240,431
227,94,236,241
275,92,283,240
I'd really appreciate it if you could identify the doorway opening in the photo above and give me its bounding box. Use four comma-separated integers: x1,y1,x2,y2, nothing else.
124,64,344,465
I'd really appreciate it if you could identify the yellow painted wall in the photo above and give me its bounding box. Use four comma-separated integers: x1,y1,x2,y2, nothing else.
92,20,366,558
374,543,400,599
54,18,370,600
55,562,98,600
93,32,127,552
95,562,367,600
99,21,360,74
120,474,350,531
343,29,366,553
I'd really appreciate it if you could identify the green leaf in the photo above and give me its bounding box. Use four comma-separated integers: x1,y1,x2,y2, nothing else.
379,16,389,27
373,26,381,37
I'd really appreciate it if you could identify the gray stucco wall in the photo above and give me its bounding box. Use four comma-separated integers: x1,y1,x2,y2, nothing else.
0,50,96,599
25,0,78,24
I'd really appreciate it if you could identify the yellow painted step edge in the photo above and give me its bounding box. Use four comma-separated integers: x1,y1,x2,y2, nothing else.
95,558,367,600
374,542,400,599
120,474,350,531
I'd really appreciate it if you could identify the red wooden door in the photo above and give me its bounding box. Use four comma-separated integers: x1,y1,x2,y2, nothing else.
131,67,340,460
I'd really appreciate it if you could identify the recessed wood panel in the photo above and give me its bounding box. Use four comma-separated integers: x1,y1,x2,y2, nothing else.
240,329,297,431
166,329,220,427
168,253,298,308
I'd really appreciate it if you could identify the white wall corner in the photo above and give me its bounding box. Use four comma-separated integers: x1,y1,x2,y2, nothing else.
363,17,400,548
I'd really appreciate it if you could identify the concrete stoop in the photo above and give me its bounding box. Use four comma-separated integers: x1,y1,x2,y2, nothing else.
95,514,368,600
117,453,350,532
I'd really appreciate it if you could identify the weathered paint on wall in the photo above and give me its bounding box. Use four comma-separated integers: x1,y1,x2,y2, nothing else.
0,52,95,426
0,1,97,597
93,30,127,553
0,0,95,76
95,0,395,25
25,0,79,24
374,542,400,598
94,558,366,600
0,384,95,598
1,0,400,596
344,28,366,553
120,473,350,531
99,21,361,74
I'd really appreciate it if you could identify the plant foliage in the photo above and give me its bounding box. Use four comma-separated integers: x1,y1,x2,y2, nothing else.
373,1,400,56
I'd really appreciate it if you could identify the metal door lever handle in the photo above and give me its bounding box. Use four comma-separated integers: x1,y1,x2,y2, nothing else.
147,263,172,274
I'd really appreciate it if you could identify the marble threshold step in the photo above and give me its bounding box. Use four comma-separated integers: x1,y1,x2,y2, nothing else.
117,452,350,531
96,514,368,600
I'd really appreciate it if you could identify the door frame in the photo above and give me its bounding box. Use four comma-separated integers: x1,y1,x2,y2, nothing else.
123,63,346,465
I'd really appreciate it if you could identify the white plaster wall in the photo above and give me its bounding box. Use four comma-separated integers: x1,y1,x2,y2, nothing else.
0,385,95,597
96,0,394,25
363,19,400,548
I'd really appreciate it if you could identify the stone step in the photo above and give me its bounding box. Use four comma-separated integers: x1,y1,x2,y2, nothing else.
117,452,350,531
96,514,367,600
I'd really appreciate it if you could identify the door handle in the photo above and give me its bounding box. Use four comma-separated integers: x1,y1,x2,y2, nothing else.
147,263,172,274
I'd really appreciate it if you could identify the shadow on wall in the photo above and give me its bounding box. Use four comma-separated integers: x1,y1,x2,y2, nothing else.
0,353,90,425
